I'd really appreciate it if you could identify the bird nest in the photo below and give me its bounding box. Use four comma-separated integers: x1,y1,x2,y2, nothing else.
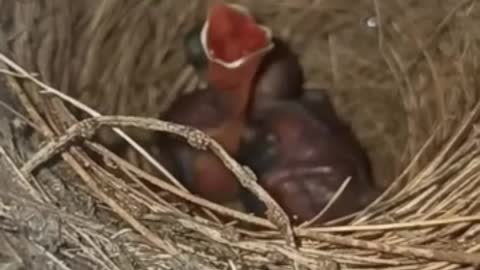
0,0,479,269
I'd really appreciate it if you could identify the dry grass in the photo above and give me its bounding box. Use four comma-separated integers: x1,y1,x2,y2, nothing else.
0,0,480,269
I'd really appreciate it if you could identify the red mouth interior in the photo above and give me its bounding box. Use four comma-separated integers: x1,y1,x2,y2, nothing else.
207,3,269,63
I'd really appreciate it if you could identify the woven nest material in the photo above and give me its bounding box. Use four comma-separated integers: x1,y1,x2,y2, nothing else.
0,0,480,269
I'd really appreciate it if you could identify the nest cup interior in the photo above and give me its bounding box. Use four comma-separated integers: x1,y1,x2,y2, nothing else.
8,0,474,211
7,0,477,216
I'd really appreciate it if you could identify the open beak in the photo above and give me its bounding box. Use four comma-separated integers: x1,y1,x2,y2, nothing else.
200,3,274,69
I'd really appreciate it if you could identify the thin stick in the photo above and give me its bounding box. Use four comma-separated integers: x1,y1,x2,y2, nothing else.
298,231,480,265
0,53,187,192
300,215,480,233
19,116,287,230
64,147,178,255
299,176,351,228
34,243,73,270
0,100,42,133
85,141,275,229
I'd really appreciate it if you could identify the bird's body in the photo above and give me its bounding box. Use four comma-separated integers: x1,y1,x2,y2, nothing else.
158,2,273,205
238,33,377,224
160,88,245,203
239,90,377,224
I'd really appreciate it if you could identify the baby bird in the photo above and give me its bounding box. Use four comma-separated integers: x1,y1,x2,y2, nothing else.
158,2,274,205
238,91,378,225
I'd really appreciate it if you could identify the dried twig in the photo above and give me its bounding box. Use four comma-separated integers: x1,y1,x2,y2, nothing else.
85,141,276,229
299,176,352,228
19,115,294,235
301,215,480,233
298,231,480,265
0,53,188,192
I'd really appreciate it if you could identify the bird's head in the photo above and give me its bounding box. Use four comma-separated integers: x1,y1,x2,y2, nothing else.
201,2,274,90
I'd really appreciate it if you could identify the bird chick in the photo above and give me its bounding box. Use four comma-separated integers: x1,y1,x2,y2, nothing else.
158,2,274,205
239,93,378,225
